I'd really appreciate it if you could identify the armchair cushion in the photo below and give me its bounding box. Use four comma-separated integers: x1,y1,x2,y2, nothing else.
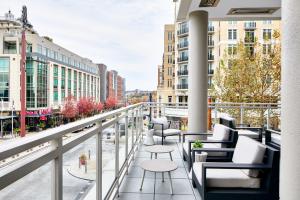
152,117,169,130
232,136,266,177
154,128,180,137
212,124,230,141
193,162,260,188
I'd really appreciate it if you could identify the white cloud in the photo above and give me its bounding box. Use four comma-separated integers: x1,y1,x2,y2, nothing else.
0,0,175,90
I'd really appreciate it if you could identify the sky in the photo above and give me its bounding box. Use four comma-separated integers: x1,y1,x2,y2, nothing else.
0,0,175,91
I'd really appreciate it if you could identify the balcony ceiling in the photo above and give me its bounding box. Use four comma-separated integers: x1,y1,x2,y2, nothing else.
177,0,281,21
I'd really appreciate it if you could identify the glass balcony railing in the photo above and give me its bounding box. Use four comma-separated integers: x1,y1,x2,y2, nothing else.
3,49,17,54
208,69,214,75
178,42,189,49
178,56,189,62
208,55,215,61
177,27,189,36
177,83,188,89
177,70,188,76
208,40,214,46
208,26,215,32
244,22,256,29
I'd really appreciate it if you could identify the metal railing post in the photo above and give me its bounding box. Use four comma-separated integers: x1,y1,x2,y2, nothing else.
125,111,129,175
115,115,120,197
51,137,63,200
240,104,244,125
267,105,271,129
214,104,218,124
131,111,135,160
139,106,143,142
96,121,103,200
135,109,139,144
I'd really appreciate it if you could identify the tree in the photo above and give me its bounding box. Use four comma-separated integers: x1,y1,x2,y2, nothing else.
77,97,95,117
61,96,78,121
212,31,281,126
105,97,117,110
94,102,104,113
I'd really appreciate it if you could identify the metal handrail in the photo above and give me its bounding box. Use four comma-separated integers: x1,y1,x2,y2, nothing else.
0,102,144,200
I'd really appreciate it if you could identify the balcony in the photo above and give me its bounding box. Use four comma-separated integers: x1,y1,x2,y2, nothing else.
208,40,214,47
208,55,214,61
0,102,281,200
208,26,215,33
177,28,189,36
178,56,189,63
178,42,189,50
244,22,256,29
177,84,188,90
177,70,188,76
208,69,214,75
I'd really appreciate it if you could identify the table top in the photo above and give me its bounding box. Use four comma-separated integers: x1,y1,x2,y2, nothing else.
140,160,178,172
144,145,174,153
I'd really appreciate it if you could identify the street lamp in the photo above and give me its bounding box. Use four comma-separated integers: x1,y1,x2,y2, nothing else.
19,6,31,137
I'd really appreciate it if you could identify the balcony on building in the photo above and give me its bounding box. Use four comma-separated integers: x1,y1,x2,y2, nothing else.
178,41,189,50
208,40,214,47
177,27,189,36
244,21,256,29
208,54,214,61
208,25,215,33
178,56,189,63
177,83,188,90
177,70,188,76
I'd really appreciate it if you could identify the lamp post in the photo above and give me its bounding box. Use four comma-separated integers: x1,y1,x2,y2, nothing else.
20,6,29,137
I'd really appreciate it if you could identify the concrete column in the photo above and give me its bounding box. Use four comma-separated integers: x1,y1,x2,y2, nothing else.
187,11,208,133
281,1,300,199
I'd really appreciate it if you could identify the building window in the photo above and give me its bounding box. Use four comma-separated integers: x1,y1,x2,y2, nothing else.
0,57,9,102
228,21,237,25
78,72,82,98
73,71,77,98
168,32,173,41
263,44,272,54
228,29,237,40
87,76,90,97
168,44,173,52
245,44,255,56
83,74,86,97
26,43,32,53
245,30,255,43
168,55,173,64
3,41,17,54
168,96,172,103
68,69,72,96
61,67,65,101
263,29,272,40
37,59,48,108
263,20,272,24
228,44,237,55
53,65,58,102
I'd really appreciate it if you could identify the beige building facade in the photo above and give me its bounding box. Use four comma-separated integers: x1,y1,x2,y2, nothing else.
157,24,176,104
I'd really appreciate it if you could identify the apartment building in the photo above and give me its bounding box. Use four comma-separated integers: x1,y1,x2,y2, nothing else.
174,20,281,105
106,70,126,104
0,11,100,112
157,24,176,104
97,63,107,102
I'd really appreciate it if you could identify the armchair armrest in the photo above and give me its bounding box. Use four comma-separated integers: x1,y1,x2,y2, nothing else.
183,132,212,142
236,127,262,131
192,148,235,162
202,162,271,170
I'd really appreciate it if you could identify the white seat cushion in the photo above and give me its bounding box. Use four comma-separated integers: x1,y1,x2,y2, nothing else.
152,117,169,130
232,136,266,177
154,129,180,136
193,162,260,188
182,142,226,157
238,130,259,139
